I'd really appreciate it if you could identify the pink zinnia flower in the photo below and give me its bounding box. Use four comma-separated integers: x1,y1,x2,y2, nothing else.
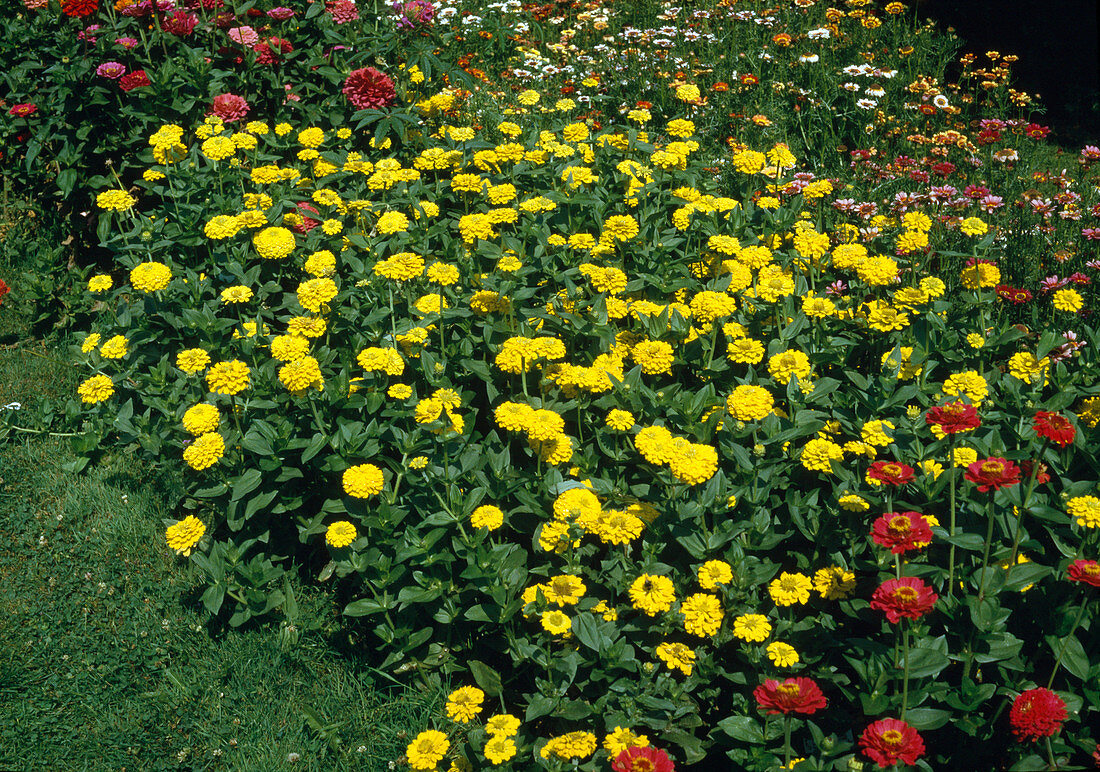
267,6,294,18
9,103,37,117
342,66,396,110
115,36,139,48
228,25,258,45
209,93,250,122
96,61,127,79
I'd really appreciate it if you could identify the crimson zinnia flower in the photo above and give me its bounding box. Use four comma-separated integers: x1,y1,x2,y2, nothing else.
926,401,980,434
612,746,675,772
867,460,915,487
0,279,10,305
162,9,198,35
859,719,925,767
965,457,1021,491
871,511,933,554
62,0,98,16
253,37,293,65
8,103,37,117
1068,559,1100,587
1033,411,1076,447
870,577,937,623
119,69,151,92
343,66,396,110
1019,459,1051,485
1010,688,1067,742
753,677,827,715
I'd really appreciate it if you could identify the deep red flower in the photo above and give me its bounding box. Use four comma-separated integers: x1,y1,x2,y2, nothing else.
119,69,151,91
964,457,1021,492
209,92,249,122
926,401,980,434
870,577,937,624
161,9,198,35
342,66,396,110
871,511,934,554
859,719,926,767
1010,688,1066,742
752,677,827,715
61,0,98,17
612,746,675,772
1068,559,1100,587
293,202,321,234
996,284,1033,304
253,37,293,65
9,103,37,117
867,461,915,487
1019,459,1051,485
1033,411,1076,447
0,279,10,305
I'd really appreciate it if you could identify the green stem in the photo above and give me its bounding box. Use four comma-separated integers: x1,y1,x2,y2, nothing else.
947,435,958,599
1044,736,1057,770
1046,594,1089,689
3,425,80,437
901,622,910,720
782,714,792,767
1007,438,1049,576
976,497,997,601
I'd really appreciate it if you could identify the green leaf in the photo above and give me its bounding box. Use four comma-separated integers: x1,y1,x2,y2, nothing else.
468,660,503,697
571,612,605,654
1048,634,1091,681
716,715,765,744
231,468,263,501
903,708,951,730
906,645,950,678
1002,562,1050,592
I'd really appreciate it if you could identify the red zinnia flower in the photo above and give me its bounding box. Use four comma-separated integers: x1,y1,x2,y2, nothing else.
871,511,934,554
1068,559,1100,587
253,37,293,65
209,93,250,122
926,401,980,434
1019,459,1051,485
752,677,827,715
867,460,915,487
61,0,98,17
612,746,675,772
342,66,396,110
1010,688,1066,742
119,69,151,91
1033,411,1076,447
8,103,36,117
964,457,1021,492
161,9,198,35
870,577,937,623
293,202,321,234
859,719,926,767
0,279,10,305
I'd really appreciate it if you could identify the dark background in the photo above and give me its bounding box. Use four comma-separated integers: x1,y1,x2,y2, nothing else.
921,0,1100,146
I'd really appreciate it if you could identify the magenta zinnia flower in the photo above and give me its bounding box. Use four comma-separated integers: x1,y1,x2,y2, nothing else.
96,61,127,79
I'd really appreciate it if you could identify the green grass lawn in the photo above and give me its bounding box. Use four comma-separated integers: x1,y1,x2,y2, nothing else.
0,221,439,772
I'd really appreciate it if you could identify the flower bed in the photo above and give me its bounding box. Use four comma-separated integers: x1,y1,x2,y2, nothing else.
65,60,1100,766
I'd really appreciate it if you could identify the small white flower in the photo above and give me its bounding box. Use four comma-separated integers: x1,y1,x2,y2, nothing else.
807,27,831,39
